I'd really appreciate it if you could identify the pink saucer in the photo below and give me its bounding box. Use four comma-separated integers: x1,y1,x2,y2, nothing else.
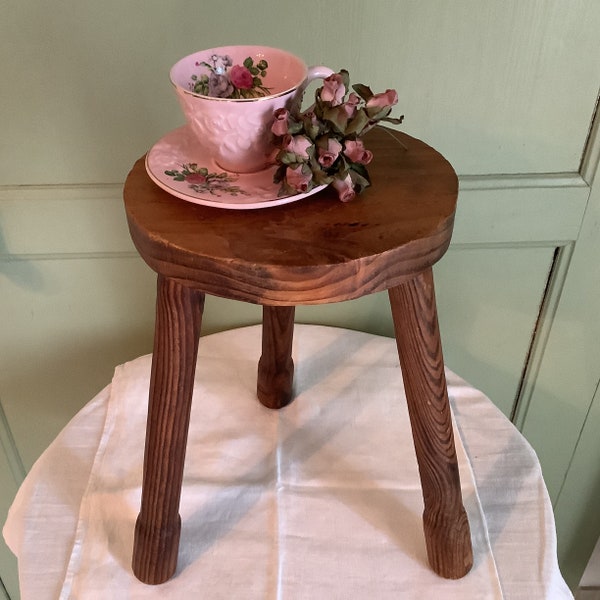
145,126,326,210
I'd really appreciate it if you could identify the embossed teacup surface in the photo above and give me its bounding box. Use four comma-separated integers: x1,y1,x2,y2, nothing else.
170,45,333,173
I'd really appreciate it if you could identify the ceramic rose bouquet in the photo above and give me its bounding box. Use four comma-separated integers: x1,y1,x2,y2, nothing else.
271,70,403,201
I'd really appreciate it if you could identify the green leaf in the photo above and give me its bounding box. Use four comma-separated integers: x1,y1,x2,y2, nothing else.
278,179,299,197
302,120,320,140
312,169,334,186
273,164,287,184
300,162,313,177
366,105,391,119
349,164,371,193
381,115,404,125
345,109,370,136
249,66,259,75
352,162,370,180
315,135,330,151
339,69,350,90
338,155,350,172
288,120,304,135
243,57,253,68
352,83,373,102
323,106,349,134
278,151,299,165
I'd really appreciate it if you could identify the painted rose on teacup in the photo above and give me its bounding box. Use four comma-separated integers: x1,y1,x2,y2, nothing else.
170,45,334,173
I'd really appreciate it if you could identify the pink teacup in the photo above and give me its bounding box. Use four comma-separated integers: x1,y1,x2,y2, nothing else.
170,45,334,173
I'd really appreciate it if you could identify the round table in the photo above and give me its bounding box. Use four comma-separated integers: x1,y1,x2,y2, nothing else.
123,126,472,584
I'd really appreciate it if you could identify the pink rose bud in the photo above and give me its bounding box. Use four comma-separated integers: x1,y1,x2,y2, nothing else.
332,174,356,203
317,138,342,168
271,108,290,136
343,139,373,165
285,135,312,160
342,93,361,118
321,73,346,106
366,89,398,110
286,165,312,193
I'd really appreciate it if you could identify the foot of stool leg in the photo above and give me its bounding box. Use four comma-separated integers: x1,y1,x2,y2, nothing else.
132,515,181,584
389,269,473,579
132,276,204,584
257,306,295,409
422,503,472,579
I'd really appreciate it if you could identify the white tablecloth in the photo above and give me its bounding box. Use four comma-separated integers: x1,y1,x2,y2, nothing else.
3,325,572,599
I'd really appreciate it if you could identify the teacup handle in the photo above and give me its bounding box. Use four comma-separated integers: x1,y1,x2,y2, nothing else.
296,65,335,98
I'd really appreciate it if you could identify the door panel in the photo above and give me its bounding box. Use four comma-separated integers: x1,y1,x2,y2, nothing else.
0,447,19,599
0,580,12,600
0,257,156,470
435,247,555,417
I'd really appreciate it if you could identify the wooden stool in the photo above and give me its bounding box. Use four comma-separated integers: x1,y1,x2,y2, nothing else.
124,126,473,585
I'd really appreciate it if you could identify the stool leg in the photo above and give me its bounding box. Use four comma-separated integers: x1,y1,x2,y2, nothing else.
132,276,205,584
257,306,295,409
388,269,473,579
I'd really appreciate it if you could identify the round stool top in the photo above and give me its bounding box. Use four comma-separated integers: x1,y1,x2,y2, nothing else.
124,127,457,305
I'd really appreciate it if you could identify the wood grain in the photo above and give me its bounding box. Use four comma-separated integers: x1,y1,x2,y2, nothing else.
132,275,205,584
124,127,457,305
389,269,473,579
257,306,295,409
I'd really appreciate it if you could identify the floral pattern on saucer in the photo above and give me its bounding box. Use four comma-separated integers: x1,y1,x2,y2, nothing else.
145,126,327,210
164,164,249,197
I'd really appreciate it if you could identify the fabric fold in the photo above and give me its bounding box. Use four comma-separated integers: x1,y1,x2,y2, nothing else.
4,325,572,599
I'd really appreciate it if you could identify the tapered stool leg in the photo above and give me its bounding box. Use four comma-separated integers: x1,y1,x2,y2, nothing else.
257,305,295,409
132,275,205,584
388,269,473,579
